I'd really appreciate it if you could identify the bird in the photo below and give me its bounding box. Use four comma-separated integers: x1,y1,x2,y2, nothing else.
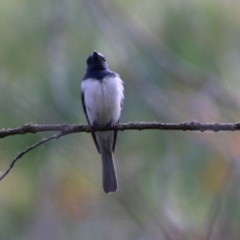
81,51,124,194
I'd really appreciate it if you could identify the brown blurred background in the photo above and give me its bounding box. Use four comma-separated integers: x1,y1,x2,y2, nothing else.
1,0,240,239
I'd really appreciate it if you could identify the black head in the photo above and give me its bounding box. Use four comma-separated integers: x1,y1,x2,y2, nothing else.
86,51,108,71
83,51,117,80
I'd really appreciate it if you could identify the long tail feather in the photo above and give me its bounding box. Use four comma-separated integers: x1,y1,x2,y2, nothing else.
101,151,117,193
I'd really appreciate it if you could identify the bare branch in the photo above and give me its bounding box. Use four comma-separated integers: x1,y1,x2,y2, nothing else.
1,121,240,181
1,121,240,139
0,131,69,181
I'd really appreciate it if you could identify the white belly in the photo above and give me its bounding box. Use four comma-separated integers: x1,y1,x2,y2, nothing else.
81,76,124,126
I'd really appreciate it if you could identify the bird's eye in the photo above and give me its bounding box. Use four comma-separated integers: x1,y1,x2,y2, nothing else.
101,56,106,62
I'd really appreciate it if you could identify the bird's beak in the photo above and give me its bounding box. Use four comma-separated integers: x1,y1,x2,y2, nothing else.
92,51,99,58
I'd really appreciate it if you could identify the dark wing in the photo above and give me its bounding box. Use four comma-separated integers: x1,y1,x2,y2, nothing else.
81,91,100,153
113,94,124,152
81,91,88,122
112,128,118,152
113,78,124,152
120,98,124,110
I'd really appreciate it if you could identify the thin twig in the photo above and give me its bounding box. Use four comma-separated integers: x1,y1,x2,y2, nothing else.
1,121,240,139
0,131,68,181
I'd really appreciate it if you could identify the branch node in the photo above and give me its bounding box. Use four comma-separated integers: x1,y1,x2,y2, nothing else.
22,123,37,134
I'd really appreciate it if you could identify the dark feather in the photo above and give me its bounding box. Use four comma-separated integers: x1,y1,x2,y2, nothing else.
81,91,100,153
112,128,118,152
101,150,117,193
83,70,117,81
113,98,123,152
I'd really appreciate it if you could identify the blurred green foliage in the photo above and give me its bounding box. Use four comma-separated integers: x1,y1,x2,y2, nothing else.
1,0,240,239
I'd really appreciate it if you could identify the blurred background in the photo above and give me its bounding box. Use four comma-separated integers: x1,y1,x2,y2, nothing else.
1,0,240,239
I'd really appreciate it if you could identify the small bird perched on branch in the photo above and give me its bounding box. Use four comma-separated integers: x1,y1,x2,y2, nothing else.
81,51,124,193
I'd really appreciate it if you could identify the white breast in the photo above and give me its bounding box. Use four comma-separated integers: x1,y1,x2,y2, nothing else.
81,76,124,126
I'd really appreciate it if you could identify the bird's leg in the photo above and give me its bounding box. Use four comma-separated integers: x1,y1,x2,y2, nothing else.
92,121,99,129
105,120,113,129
